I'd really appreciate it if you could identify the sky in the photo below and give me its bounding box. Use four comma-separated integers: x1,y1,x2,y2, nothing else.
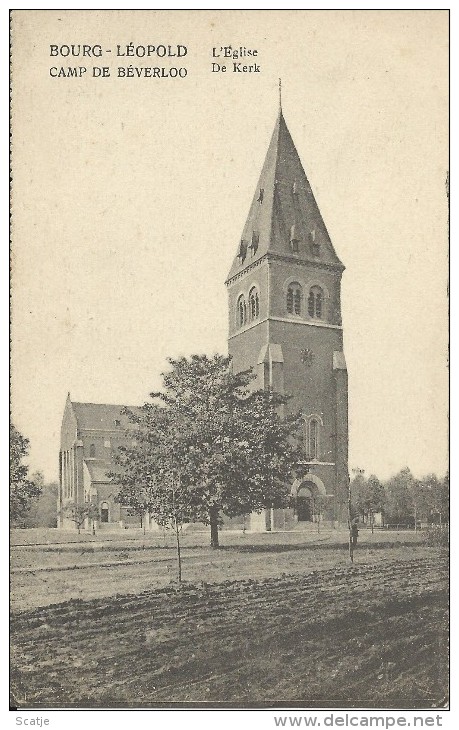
10,9,449,483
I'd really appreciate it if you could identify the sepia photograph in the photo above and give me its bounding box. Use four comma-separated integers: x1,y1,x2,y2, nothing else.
9,9,449,712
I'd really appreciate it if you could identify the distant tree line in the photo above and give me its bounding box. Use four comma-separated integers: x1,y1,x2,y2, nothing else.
10,424,45,527
350,467,449,528
22,471,59,528
10,423,93,530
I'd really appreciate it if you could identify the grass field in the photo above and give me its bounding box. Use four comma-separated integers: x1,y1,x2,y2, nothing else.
10,529,448,709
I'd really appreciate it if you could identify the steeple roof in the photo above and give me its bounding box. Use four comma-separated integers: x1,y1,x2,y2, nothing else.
226,110,344,282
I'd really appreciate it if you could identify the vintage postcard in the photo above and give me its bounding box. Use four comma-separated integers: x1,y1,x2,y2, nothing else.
9,9,449,714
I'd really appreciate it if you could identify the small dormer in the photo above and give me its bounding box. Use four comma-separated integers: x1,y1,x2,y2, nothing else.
309,229,320,256
290,224,300,254
250,230,259,256
238,239,248,264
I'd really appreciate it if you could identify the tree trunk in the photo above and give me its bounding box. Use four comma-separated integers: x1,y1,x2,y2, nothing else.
174,516,182,583
210,507,219,548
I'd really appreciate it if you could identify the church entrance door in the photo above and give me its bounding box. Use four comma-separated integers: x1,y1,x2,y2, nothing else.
296,485,313,522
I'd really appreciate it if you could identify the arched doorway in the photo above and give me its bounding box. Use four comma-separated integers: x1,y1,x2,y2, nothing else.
297,485,313,522
100,501,109,523
293,475,327,523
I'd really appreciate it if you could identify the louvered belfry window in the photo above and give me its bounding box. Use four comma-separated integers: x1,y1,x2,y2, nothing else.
249,287,259,320
308,286,323,319
287,282,302,315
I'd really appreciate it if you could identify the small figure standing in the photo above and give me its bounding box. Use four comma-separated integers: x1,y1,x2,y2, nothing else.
350,519,359,549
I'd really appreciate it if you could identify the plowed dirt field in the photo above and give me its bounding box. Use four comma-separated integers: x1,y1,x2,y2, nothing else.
10,548,448,709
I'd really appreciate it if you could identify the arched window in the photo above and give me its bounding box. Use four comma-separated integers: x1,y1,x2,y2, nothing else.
308,419,319,460
249,287,259,320
89,443,96,458
308,285,324,319
237,295,247,328
287,282,302,315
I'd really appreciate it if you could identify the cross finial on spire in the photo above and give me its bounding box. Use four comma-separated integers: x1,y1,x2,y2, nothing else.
279,78,282,111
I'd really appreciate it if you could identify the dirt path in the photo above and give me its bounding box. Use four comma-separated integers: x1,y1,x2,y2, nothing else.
10,534,433,613
10,554,448,709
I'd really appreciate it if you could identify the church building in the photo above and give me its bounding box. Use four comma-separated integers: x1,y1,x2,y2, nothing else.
58,102,349,532
226,107,349,528
58,395,141,529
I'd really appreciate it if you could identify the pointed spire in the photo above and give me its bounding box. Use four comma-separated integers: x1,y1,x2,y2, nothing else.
226,106,344,282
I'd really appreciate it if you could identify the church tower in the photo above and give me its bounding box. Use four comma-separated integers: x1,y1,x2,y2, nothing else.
226,106,348,527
